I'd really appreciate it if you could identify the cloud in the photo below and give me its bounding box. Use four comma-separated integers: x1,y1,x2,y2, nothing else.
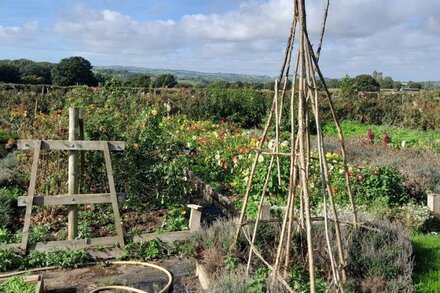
52,0,440,80
0,22,38,43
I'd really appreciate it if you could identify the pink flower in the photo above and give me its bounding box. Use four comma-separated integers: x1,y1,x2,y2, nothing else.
356,173,364,181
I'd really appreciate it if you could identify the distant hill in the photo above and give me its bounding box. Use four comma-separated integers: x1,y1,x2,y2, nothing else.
94,66,274,83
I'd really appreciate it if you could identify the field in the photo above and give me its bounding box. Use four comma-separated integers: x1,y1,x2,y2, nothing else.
0,85,439,292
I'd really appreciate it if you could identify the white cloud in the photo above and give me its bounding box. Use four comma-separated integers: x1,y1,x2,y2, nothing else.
52,0,440,80
0,22,38,43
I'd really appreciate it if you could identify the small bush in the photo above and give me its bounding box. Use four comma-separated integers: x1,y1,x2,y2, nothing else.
117,239,168,261
0,187,22,230
204,88,269,128
346,221,413,292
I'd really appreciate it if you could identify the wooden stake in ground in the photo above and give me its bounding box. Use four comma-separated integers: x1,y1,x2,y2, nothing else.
68,107,80,240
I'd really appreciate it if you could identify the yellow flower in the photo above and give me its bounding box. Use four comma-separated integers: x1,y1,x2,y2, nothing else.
133,143,139,150
180,210,187,215
151,109,158,116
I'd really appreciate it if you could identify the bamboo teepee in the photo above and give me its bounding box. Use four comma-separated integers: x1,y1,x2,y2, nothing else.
232,0,358,292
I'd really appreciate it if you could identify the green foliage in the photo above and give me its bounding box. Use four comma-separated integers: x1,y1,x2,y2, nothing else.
0,64,21,83
352,166,407,206
0,249,22,272
118,239,168,261
0,277,36,293
353,74,381,92
158,206,189,232
153,74,177,88
204,87,269,128
289,265,328,293
407,81,423,90
168,241,195,258
51,56,97,86
224,252,238,273
323,120,440,153
0,188,22,230
29,224,51,243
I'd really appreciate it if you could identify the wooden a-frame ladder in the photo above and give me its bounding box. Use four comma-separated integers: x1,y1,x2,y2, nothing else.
17,139,126,251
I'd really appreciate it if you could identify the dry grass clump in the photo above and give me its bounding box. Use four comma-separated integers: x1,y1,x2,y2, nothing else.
192,218,237,275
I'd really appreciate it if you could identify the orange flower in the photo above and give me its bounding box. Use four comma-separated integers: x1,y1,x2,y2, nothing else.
133,143,139,150
331,188,337,195
243,148,250,154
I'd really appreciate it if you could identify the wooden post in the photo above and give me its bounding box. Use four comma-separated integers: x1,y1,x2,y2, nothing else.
78,109,84,194
68,108,80,240
187,204,202,231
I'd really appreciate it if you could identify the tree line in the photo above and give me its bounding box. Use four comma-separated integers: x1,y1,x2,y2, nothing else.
0,57,435,91
0,57,178,88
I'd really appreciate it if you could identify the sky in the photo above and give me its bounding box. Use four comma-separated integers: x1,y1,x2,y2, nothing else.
1,0,439,81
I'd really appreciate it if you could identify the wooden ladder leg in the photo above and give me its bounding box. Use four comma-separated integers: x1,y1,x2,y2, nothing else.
21,140,42,251
103,143,125,248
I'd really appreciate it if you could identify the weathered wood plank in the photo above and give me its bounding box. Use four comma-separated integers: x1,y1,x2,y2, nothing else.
21,140,41,251
133,231,191,243
35,276,44,293
17,193,126,207
5,236,120,252
103,142,125,248
17,140,125,151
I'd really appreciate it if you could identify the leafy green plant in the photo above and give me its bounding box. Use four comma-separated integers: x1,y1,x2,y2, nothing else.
224,252,238,273
0,188,22,230
168,241,195,258
0,248,23,272
0,277,36,293
158,206,189,232
29,224,51,243
118,239,167,261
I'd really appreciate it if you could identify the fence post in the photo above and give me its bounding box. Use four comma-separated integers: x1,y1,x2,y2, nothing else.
68,107,80,239
187,204,202,231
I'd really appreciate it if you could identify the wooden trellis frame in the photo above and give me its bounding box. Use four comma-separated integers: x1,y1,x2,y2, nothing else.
17,139,126,251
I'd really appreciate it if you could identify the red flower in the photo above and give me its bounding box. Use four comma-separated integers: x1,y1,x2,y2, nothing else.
198,137,208,144
189,150,196,157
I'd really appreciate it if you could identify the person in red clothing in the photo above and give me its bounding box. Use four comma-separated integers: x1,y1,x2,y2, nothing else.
383,133,390,149
367,128,374,143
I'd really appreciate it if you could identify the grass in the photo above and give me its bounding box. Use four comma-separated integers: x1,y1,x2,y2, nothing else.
411,219,440,292
323,121,440,153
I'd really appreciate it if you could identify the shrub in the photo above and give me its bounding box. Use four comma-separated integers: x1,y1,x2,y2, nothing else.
394,202,432,231
0,187,22,230
117,239,168,261
204,88,269,128
346,221,413,292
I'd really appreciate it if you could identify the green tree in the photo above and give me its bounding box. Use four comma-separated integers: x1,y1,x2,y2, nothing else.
126,74,151,88
353,74,380,92
380,76,394,89
340,74,355,95
52,56,98,86
393,81,403,90
153,74,177,88
407,81,423,90
208,80,231,89
0,64,20,83
20,62,52,84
